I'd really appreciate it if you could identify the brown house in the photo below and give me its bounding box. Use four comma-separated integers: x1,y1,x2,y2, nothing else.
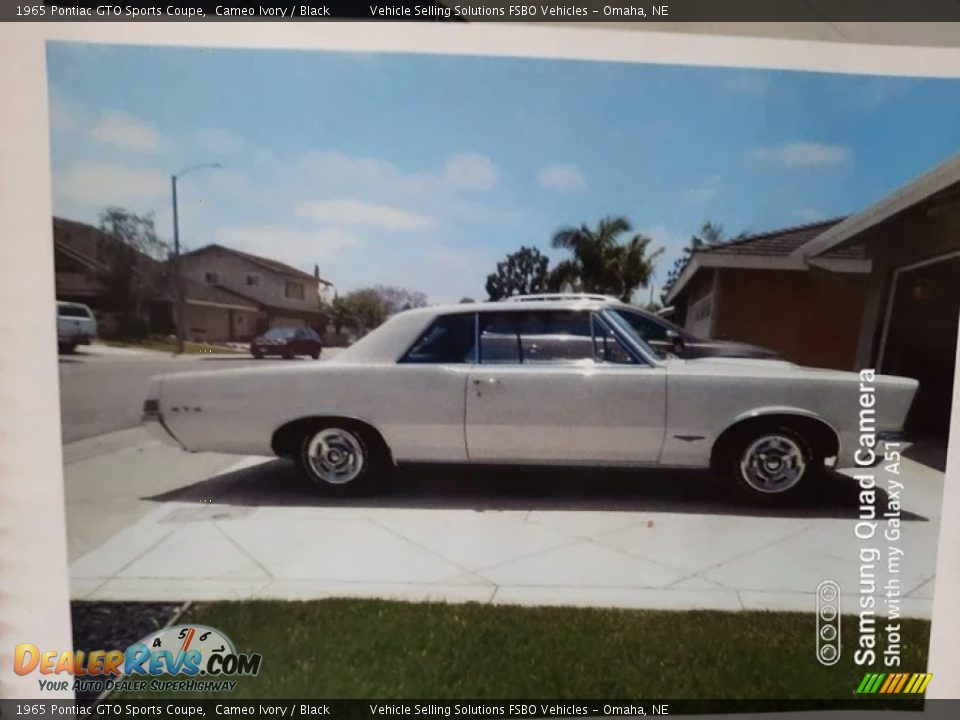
666,153,960,438
664,218,872,369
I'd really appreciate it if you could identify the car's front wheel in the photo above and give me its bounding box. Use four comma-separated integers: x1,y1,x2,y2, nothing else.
295,423,385,495
718,425,820,503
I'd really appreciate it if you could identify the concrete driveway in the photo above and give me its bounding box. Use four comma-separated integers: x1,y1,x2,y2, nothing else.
66,432,943,617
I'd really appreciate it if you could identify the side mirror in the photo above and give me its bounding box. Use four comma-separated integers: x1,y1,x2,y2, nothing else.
665,329,686,355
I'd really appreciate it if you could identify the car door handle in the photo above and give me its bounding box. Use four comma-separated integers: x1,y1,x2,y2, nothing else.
472,377,501,386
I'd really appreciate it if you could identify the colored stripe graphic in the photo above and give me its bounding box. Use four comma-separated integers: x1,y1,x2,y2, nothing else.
857,672,932,694
879,674,896,693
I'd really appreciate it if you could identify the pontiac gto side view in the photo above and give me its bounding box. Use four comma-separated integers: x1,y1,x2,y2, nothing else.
143,300,918,503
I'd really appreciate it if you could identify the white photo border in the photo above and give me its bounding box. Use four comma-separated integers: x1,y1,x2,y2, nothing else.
1,20,958,700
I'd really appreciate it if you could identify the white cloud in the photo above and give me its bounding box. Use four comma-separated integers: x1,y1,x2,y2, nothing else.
197,128,244,153
295,198,436,230
681,186,716,204
48,92,82,134
213,226,362,268
444,153,499,190
754,142,852,168
55,162,168,207
537,164,587,192
89,111,163,153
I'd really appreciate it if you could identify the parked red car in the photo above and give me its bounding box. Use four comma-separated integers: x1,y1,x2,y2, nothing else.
250,327,323,359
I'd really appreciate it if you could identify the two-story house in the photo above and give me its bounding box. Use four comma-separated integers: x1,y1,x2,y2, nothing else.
178,244,332,342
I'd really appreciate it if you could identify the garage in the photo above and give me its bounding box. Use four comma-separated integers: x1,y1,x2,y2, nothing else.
801,153,960,443
879,251,960,438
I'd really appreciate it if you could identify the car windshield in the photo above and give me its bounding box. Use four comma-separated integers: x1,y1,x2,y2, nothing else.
264,328,297,339
601,309,668,361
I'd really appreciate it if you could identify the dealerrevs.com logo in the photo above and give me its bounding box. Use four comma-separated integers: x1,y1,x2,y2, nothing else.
15,624,262,694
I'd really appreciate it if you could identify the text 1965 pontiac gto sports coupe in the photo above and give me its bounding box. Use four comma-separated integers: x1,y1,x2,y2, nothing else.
143,299,918,503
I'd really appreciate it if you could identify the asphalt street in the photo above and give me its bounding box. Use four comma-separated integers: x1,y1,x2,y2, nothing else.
58,346,290,442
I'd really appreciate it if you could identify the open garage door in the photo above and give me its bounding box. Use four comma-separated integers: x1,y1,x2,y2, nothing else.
879,251,960,440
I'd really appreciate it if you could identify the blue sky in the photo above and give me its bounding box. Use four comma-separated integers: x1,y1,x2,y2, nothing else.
47,42,960,303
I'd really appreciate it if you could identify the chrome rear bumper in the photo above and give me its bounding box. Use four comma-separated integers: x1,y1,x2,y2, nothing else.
143,407,186,450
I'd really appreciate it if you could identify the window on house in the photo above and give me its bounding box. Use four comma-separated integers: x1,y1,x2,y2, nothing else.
204,272,219,284
285,281,305,300
246,274,260,287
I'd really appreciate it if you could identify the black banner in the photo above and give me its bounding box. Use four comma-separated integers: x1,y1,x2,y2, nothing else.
3,698,957,718
5,0,960,22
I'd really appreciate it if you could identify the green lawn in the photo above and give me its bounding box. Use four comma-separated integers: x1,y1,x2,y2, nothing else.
102,338,245,355
123,599,929,700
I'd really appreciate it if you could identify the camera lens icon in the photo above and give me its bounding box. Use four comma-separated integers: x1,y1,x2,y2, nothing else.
819,644,838,663
816,580,841,666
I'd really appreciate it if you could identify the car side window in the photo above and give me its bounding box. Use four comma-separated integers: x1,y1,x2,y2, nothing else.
479,310,594,364
592,316,637,364
401,313,476,364
615,310,668,342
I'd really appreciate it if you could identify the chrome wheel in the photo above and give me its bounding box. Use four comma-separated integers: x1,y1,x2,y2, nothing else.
739,434,807,494
306,428,365,485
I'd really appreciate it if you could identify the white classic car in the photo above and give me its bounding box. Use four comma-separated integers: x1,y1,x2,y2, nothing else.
143,299,918,502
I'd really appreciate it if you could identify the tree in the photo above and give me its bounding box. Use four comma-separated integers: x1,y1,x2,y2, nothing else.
372,285,428,315
548,216,663,302
95,208,170,338
661,221,741,302
332,288,389,334
485,246,550,300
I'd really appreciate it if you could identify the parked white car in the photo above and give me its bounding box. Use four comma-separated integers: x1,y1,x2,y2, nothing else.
143,299,918,502
57,301,98,354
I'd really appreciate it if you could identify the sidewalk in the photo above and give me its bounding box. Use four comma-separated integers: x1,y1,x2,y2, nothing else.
67,447,943,617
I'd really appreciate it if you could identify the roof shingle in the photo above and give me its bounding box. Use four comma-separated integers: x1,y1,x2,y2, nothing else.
182,244,323,282
703,217,864,259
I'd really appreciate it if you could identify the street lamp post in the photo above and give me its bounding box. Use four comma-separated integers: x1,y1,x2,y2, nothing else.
171,162,221,353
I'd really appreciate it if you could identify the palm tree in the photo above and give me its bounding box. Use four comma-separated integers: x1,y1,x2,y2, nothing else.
549,215,663,302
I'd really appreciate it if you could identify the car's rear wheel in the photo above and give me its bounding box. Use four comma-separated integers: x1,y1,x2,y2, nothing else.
58,341,77,354
295,422,385,495
718,424,820,503
251,348,263,359
310,349,321,360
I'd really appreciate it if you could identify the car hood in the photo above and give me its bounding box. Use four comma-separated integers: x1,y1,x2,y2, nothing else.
664,356,918,388
687,338,781,358
682,356,798,370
